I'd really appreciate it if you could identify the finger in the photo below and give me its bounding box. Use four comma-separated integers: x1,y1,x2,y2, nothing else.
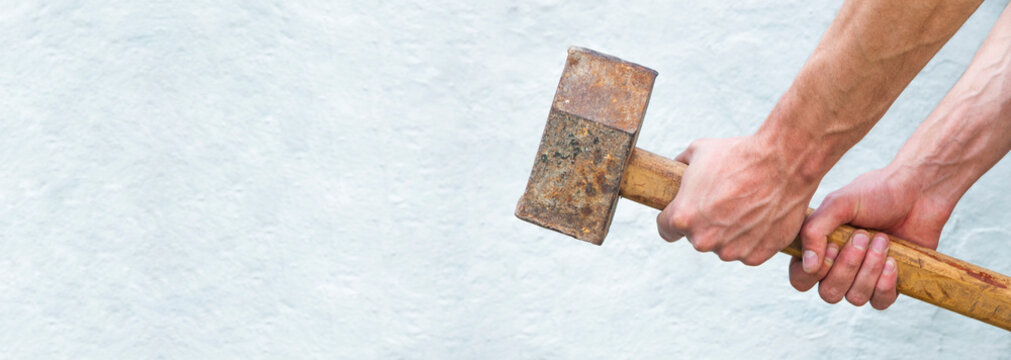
740,247,774,266
656,202,688,243
800,193,859,274
790,242,840,292
719,227,764,264
845,233,890,306
818,231,870,304
870,257,899,310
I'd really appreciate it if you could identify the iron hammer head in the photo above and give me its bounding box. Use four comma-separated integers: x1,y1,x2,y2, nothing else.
515,47,658,245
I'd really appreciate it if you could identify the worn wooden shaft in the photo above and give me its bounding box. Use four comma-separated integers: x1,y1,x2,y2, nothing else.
619,148,1011,331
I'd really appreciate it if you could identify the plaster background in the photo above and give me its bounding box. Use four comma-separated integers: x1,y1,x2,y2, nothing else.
1,0,1010,358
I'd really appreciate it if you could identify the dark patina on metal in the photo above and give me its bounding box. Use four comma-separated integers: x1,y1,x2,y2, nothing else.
516,47,657,245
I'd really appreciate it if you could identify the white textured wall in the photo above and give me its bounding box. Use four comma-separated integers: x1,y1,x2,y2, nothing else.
2,1,1009,358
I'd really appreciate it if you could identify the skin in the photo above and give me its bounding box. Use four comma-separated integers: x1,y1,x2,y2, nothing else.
658,0,984,266
793,4,1011,309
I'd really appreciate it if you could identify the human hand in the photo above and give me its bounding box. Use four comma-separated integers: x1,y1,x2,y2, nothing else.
656,136,820,265
791,167,950,309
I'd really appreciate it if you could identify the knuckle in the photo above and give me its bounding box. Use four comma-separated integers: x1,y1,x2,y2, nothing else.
819,286,844,304
691,235,716,252
658,231,681,243
876,280,896,294
801,227,825,247
846,292,869,307
823,192,839,205
741,254,766,266
740,258,761,267
669,209,692,230
656,214,679,242
763,247,779,261
864,249,886,263
716,248,737,262
658,209,692,243
841,253,863,268
721,244,752,262
790,277,813,292
871,300,893,311
691,242,712,252
801,225,820,241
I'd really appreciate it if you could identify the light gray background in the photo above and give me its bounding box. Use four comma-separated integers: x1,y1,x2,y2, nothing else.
2,0,1010,358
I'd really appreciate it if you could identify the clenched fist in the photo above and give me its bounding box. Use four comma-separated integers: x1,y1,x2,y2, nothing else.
657,135,821,266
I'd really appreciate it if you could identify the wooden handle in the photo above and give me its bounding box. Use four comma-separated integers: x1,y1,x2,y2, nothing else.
619,148,1011,331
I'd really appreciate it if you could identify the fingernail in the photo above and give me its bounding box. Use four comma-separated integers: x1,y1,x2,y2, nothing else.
825,244,839,265
871,234,888,254
802,250,818,273
852,232,869,250
883,258,896,275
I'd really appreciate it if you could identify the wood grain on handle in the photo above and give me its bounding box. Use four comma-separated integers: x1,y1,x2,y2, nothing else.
619,148,1011,331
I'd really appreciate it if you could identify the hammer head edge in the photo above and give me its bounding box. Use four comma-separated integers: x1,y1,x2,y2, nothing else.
516,47,658,245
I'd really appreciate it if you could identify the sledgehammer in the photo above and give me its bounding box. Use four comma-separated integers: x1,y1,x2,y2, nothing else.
515,47,1011,331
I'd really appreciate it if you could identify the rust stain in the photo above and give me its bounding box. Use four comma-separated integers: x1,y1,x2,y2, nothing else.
515,109,636,244
516,47,657,245
965,269,1008,289
916,244,1008,289
553,47,657,134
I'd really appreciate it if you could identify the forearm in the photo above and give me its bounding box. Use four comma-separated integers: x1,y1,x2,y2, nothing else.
754,0,983,182
891,5,1011,209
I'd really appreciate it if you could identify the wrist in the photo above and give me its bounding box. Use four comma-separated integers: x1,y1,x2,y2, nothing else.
751,53,884,185
747,131,827,191
884,156,964,214
888,98,999,211
751,88,839,186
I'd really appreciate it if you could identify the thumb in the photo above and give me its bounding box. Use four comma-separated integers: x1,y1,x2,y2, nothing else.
675,138,709,165
800,193,859,274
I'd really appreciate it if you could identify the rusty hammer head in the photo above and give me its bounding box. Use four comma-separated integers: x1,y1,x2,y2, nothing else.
515,47,657,245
